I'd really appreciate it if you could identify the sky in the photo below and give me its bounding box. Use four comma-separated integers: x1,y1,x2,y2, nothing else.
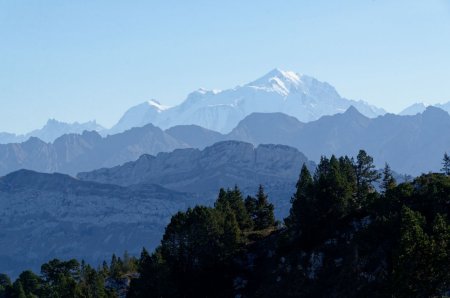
1,0,450,133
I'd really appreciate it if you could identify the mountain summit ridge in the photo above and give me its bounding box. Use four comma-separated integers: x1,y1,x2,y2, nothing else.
110,68,386,133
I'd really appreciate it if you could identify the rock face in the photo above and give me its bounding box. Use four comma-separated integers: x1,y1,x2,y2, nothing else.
0,170,193,278
111,69,385,134
0,124,187,176
78,141,316,217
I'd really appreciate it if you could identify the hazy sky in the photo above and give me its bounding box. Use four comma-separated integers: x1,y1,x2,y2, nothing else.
1,0,450,133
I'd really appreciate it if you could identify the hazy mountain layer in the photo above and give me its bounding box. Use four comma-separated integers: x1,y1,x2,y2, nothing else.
0,124,187,176
0,119,104,144
0,170,196,277
78,141,315,217
225,106,450,175
400,101,450,115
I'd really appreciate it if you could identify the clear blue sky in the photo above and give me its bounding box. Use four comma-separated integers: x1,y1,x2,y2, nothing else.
1,0,450,133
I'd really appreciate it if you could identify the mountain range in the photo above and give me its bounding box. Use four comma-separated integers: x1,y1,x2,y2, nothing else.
400,101,450,115
4,70,450,149
111,69,385,134
0,141,314,277
1,106,449,177
0,124,187,176
227,106,450,175
0,119,104,144
77,141,315,214
0,169,195,278
0,69,386,142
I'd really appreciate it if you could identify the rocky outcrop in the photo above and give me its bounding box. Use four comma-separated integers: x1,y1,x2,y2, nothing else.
78,141,316,218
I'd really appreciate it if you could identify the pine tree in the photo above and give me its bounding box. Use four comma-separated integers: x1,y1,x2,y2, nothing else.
18,270,41,296
355,150,380,204
110,254,121,279
254,185,275,230
442,152,450,175
285,164,313,234
244,195,258,222
215,186,252,231
12,280,26,298
381,163,396,193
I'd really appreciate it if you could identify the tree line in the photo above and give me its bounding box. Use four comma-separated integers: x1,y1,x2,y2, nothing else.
1,151,450,297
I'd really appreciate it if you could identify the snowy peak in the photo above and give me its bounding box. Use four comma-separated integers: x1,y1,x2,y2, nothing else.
110,68,386,133
246,68,302,95
147,99,170,112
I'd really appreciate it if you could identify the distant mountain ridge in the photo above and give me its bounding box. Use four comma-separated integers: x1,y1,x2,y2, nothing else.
0,169,194,277
400,101,450,115
0,107,449,176
1,141,316,276
110,69,386,133
225,106,450,175
0,119,105,144
77,141,315,197
0,124,187,176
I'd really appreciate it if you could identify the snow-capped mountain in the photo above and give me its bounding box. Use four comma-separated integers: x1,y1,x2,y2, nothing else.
108,100,170,135
111,69,386,133
0,119,105,144
400,101,450,115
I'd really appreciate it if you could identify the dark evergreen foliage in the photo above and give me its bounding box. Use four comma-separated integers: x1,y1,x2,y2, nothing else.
442,152,450,175
2,151,450,297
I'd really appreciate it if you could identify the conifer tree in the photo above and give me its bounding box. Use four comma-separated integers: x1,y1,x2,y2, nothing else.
285,164,313,235
254,185,275,230
381,163,396,193
11,280,26,298
215,186,252,231
355,150,380,203
442,152,450,175
244,195,258,222
17,270,40,296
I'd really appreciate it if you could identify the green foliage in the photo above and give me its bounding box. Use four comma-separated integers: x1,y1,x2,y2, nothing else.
442,152,450,175
0,274,11,298
17,270,40,297
40,259,80,297
6,150,450,297
11,281,25,298
284,164,313,239
216,186,253,230
245,185,275,230
381,163,396,194
355,149,381,204
392,207,450,297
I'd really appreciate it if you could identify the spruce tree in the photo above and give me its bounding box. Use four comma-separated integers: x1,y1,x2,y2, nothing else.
215,186,252,231
355,150,380,204
244,195,258,223
254,185,275,230
381,163,396,193
442,152,450,175
12,280,26,298
285,164,313,235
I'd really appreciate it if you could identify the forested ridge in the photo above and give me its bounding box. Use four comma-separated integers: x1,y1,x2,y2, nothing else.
1,151,450,298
